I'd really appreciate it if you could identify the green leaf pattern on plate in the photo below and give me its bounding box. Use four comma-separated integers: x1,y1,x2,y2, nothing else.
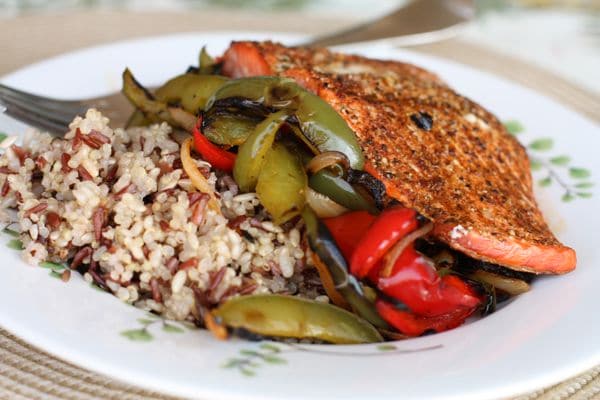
569,167,591,179
504,120,524,135
504,121,594,202
376,344,398,351
549,156,570,166
7,238,23,250
223,343,288,376
120,313,192,342
3,227,69,278
2,227,19,237
528,138,554,151
222,342,443,377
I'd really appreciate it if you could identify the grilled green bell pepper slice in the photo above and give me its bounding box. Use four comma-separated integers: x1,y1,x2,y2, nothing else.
309,170,378,214
154,73,228,114
213,294,383,344
123,69,227,127
256,143,307,225
122,69,175,124
205,77,364,169
202,115,257,146
205,76,300,110
233,110,290,192
198,46,218,74
301,207,389,329
295,91,364,169
122,69,223,130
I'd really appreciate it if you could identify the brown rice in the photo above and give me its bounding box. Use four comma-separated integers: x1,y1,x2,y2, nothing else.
0,109,325,323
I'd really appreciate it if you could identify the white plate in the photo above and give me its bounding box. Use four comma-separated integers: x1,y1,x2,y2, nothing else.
0,32,599,400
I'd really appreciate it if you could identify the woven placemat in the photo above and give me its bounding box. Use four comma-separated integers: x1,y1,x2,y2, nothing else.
0,10,599,400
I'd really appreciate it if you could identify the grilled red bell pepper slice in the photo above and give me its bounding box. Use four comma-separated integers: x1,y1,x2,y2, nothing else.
350,206,418,278
323,211,376,261
375,243,480,317
325,205,479,330
192,116,236,172
376,299,476,337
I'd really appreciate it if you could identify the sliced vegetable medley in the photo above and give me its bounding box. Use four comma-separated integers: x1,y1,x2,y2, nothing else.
121,46,534,344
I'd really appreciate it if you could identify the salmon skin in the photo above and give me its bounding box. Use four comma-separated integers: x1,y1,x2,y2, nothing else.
221,41,576,274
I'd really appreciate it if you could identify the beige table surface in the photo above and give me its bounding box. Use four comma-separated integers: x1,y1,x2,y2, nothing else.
0,10,599,400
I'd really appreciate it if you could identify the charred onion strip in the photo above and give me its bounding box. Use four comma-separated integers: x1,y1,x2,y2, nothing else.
469,270,530,296
306,151,350,175
380,222,433,278
310,252,350,310
305,188,348,218
168,107,197,133
180,138,220,213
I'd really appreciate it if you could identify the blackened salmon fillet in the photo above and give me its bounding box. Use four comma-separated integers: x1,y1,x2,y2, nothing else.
221,41,576,274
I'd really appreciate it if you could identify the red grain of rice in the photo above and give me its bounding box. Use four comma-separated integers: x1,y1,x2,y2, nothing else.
159,220,171,232
35,156,47,169
158,161,173,176
239,283,258,295
191,195,209,225
45,212,61,229
92,207,106,241
77,165,94,181
113,183,135,199
10,145,28,165
166,257,179,274
24,202,48,217
268,260,282,277
150,278,162,303
179,258,198,270
1,180,9,197
61,154,72,173
188,192,203,207
88,269,107,290
220,285,240,301
89,257,98,272
0,167,15,174
220,175,239,196
88,130,111,144
104,164,118,183
70,246,92,270
81,135,101,149
227,215,247,230
209,267,226,292
77,128,110,149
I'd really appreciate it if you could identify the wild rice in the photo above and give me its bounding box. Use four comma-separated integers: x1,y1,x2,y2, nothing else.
0,109,324,323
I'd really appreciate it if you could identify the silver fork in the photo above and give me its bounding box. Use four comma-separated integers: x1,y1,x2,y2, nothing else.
0,0,474,135
0,84,133,136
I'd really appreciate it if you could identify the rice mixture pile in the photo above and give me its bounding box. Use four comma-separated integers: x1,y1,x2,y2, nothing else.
0,109,325,322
